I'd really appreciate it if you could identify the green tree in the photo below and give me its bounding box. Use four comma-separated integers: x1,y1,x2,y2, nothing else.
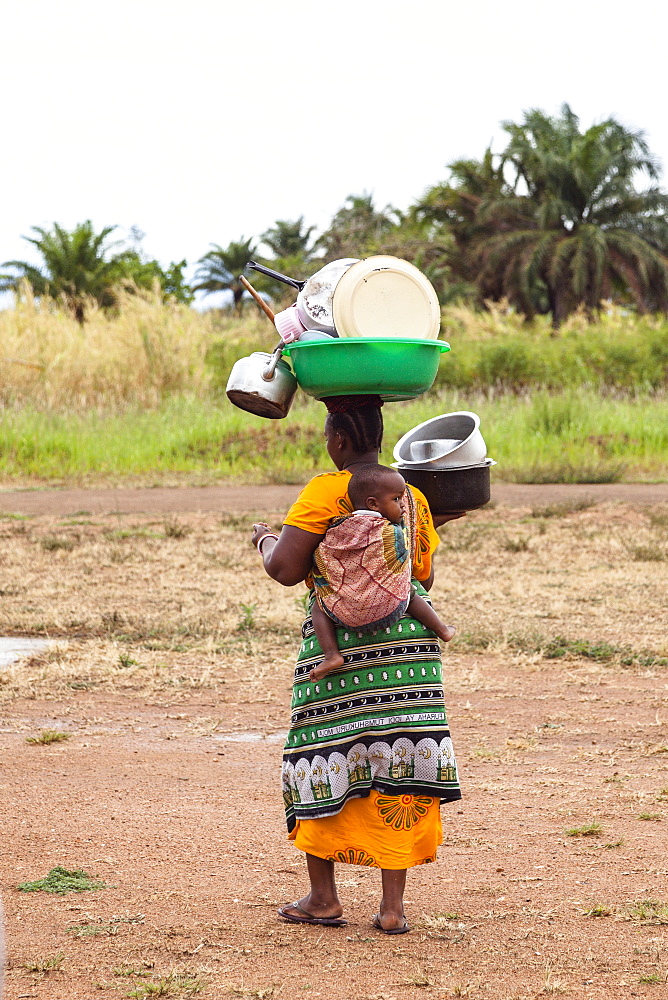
316,193,399,260
0,221,129,323
0,221,194,319
261,217,315,258
121,254,194,304
420,105,668,324
251,217,321,306
192,238,256,312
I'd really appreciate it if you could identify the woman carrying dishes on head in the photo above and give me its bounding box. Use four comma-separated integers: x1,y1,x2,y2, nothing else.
251,395,461,935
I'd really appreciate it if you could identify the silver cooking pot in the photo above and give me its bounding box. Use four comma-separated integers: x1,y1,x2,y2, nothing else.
226,345,297,419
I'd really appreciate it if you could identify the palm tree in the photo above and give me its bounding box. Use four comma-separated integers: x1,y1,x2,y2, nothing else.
420,105,668,324
192,238,256,312
0,221,130,323
261,217,315,259
316,193,399,260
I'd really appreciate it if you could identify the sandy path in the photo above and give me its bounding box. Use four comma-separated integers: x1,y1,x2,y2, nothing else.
2,657,668,1000
0,481,666,516
1,496,667,998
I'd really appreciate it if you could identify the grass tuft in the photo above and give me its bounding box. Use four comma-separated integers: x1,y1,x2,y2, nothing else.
629,545,666,562
565,821,602,838
582,904,612,917
126,972,206,997
25,730,71,745
40,535,76,551
531,498,597,518
22,952,66,973
163,518,192,540
118,651,139,668
67,922,118,937
626,900,668,924
237,602,259,631
502,536,530,552
17,866,106,894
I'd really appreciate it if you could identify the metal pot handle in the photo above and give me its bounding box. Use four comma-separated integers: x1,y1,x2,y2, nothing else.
247,260,306,291
261,343,284,382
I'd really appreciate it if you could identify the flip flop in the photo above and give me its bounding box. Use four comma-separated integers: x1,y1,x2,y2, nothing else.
372,913,410,935
278,902,347,927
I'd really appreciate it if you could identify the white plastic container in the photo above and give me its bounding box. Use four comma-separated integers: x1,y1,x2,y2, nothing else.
333,256,441,340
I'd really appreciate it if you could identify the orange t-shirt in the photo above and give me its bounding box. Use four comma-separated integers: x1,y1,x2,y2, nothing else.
283,470,439,583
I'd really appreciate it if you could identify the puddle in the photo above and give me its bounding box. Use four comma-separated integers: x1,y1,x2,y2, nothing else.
0,637,53,668
213,731,288,744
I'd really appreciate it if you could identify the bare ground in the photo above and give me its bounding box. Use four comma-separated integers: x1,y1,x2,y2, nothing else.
0,481,667,517
1,490,668,999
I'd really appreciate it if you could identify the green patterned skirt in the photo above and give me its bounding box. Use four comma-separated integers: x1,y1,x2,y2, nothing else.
282,583,461,833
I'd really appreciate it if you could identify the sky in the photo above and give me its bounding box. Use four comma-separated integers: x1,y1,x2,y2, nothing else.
1,0,667,302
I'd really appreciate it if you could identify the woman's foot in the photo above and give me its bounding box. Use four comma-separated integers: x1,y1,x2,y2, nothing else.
377,867,408,933
372,908,410,934
278,893,346,926
310,651,345,681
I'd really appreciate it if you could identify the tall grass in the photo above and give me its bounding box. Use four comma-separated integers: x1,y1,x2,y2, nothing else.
438,303,668,393
1,390,666,484
0,285,273,408
0,293,666,484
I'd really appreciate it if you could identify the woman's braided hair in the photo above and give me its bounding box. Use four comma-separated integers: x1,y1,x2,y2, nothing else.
324,395,384,452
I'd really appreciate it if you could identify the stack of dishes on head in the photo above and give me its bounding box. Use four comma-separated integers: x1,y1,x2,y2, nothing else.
280,255,450,402
392,411,496,514
227,254,451,417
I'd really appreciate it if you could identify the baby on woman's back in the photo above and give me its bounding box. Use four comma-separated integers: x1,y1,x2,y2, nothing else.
309,464,455,681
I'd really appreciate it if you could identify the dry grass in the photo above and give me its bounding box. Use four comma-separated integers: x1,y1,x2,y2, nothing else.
1,501,667,703
0,286,269,409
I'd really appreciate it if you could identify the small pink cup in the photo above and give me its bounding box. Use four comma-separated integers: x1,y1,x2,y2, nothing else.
274,305,307,344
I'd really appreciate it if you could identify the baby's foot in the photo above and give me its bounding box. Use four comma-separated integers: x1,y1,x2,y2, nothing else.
310,651,345,681
438,625,456,643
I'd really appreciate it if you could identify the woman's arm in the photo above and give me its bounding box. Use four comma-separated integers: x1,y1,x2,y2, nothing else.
251,523,324,587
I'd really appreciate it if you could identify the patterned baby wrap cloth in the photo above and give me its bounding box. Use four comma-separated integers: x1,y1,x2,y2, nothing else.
312,489,418,630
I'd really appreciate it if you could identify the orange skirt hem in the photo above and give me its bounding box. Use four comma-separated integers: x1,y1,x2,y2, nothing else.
288,789,442,870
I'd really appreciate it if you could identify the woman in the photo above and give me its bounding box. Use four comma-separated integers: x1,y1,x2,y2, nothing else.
251,396,461,934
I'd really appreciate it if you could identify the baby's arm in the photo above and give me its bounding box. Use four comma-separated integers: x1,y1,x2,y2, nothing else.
407,593,456,643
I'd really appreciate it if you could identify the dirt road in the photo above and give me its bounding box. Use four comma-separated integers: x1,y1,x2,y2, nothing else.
1,494,667,998
1,481,666,516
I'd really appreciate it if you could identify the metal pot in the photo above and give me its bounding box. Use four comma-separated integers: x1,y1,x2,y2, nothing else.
398,460,495,514
248,259,358,336
393,411,487,468
295,258,358,334
226,345,297,419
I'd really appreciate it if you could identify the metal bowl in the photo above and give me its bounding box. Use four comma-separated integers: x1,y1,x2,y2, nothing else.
393,411,487,468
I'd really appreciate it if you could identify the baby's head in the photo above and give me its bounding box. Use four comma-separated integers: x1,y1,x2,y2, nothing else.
348,465,406,524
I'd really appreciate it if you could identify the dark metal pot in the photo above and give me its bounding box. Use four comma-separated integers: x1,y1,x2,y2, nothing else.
399,461,494,514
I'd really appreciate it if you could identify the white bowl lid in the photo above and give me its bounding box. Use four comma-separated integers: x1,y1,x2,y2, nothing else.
332,256,440,340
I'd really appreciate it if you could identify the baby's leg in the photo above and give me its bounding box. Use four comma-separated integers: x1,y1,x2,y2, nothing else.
407,594,456,643
310,601,345,680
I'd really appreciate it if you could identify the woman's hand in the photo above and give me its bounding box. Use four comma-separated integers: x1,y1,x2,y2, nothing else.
253,524,325,587
251,522,273,548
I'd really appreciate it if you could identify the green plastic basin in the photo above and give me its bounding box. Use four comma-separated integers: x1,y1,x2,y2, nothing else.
282,337,450,401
